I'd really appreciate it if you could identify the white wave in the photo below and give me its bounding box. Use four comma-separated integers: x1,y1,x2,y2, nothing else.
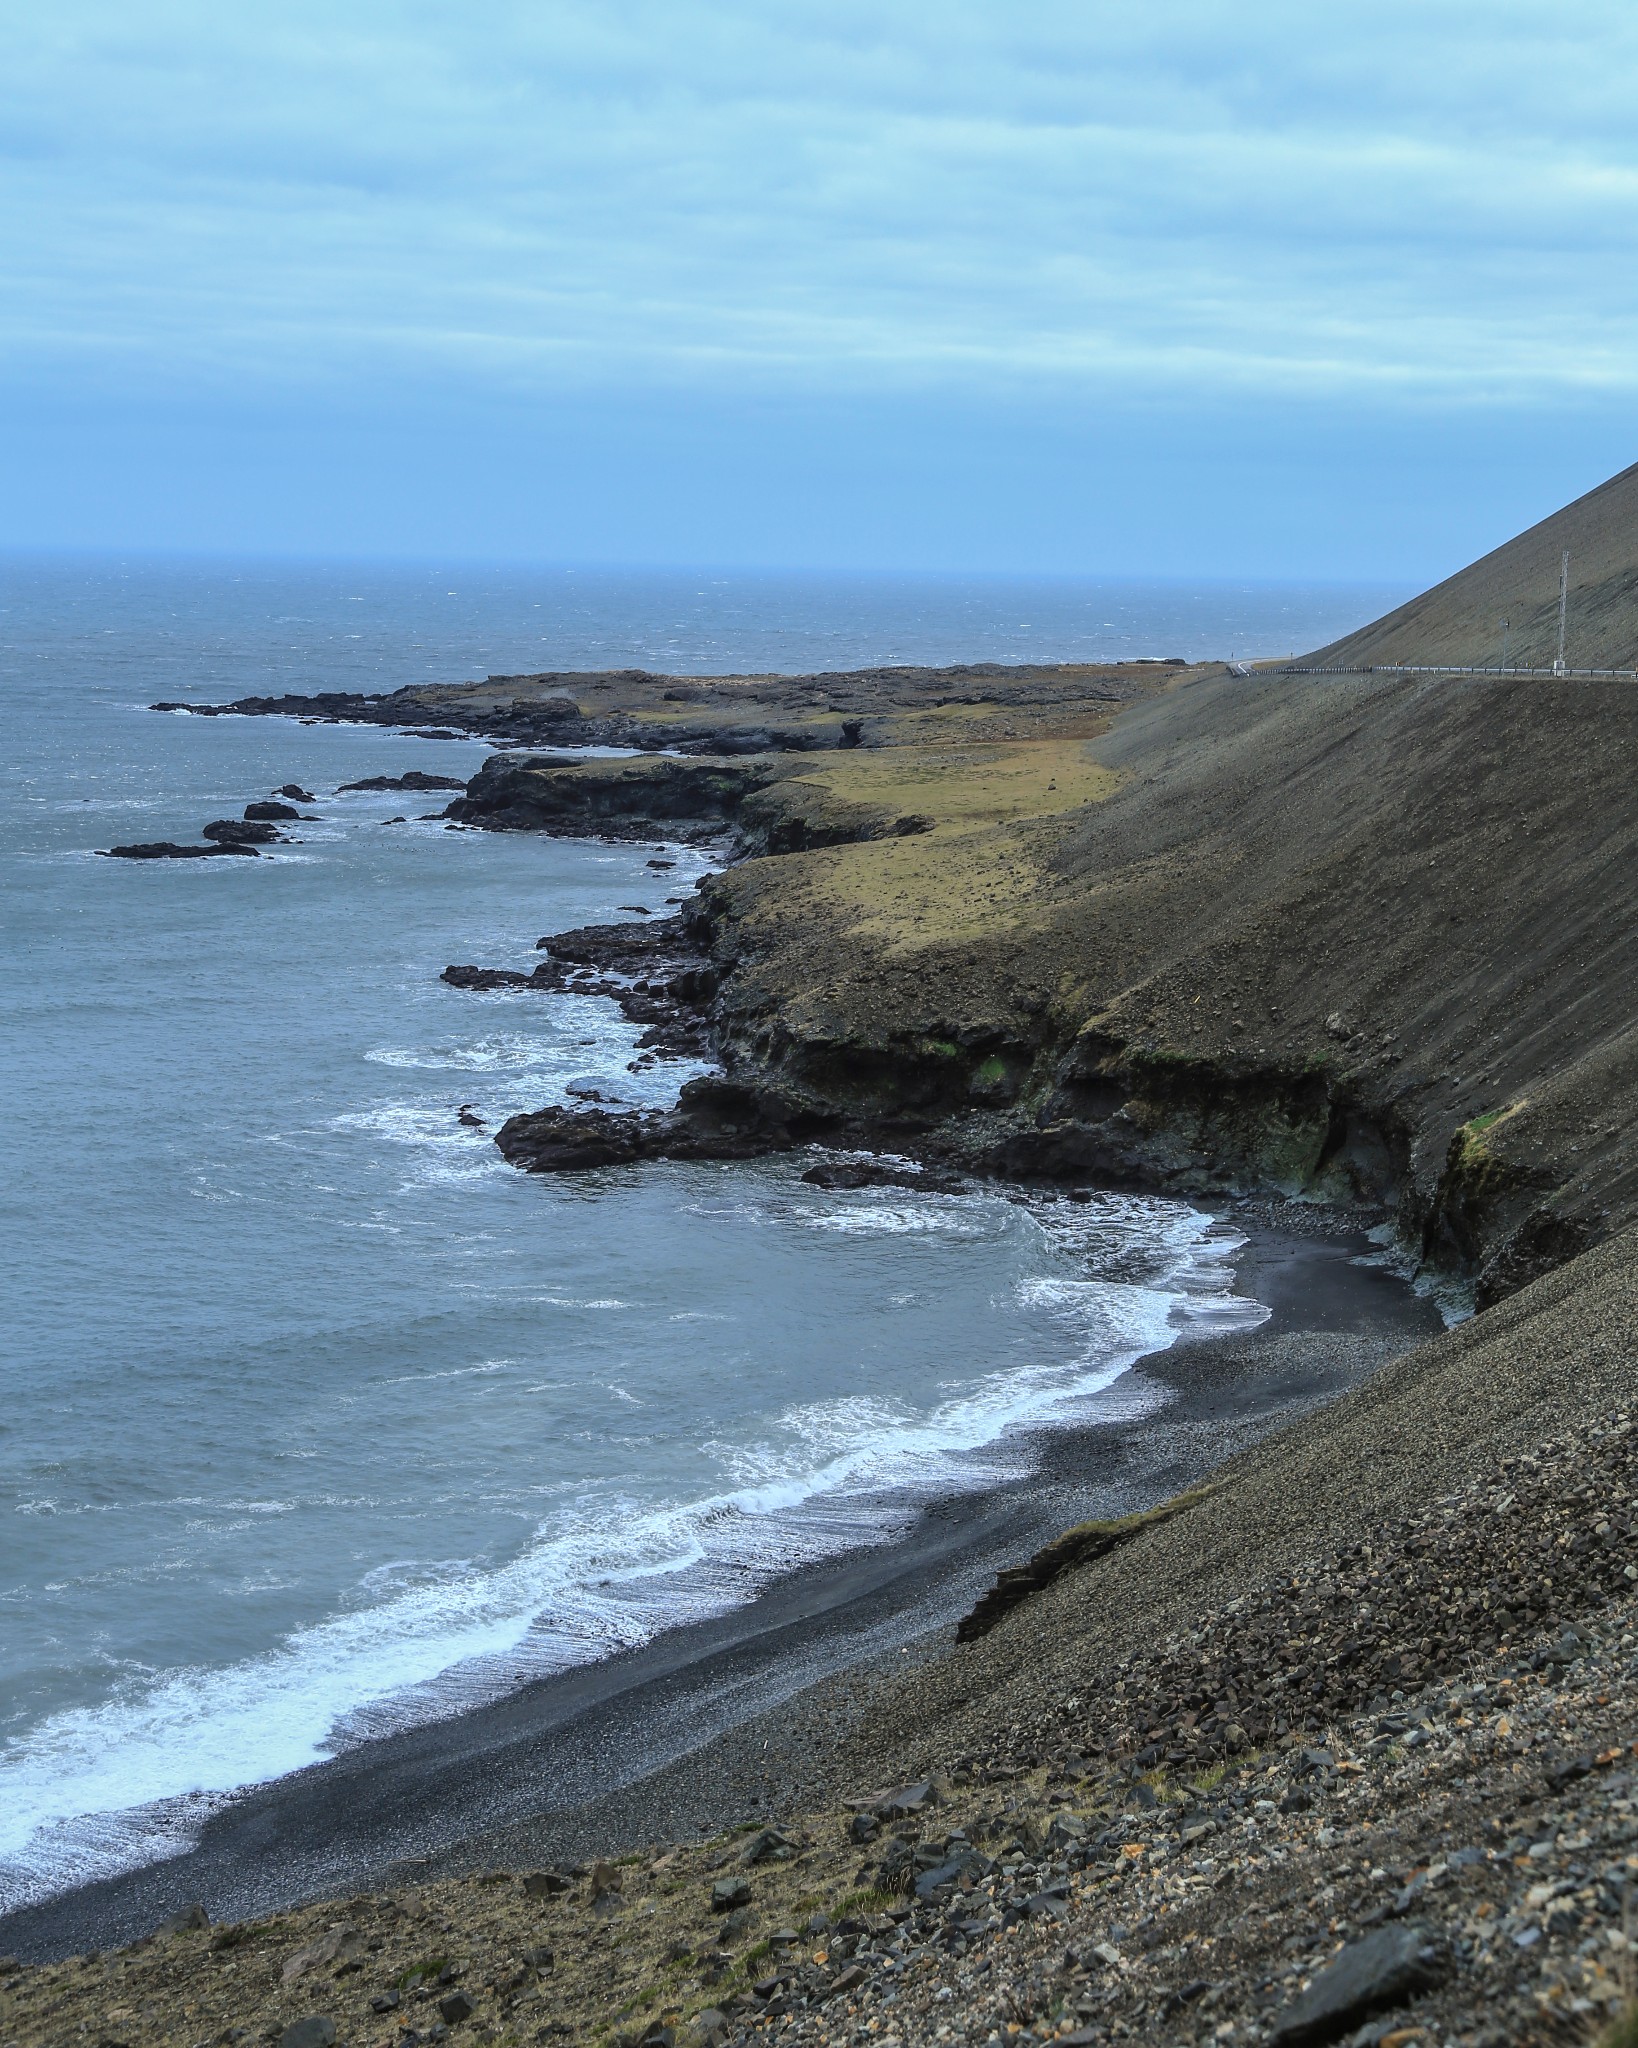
800,1199,989,1237
0,1189,1260,1913
365,1030,591,1074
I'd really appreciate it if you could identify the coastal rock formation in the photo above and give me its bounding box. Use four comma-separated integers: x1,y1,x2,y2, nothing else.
57,467,1638,2048
446,750,950,855
152,659,1159,756
494,1077,829,1172
406,595,1638,1315
337,771,467,793
443,910,721,1061
203,819,282,845
444,755,792,839
98,840,259,859
798,1158,965,1192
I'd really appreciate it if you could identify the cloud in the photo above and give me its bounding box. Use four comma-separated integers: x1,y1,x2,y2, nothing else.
3,1,1638,402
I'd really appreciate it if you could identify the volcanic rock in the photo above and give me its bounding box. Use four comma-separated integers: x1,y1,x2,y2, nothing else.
203,819,282,845
1268,1924,1444,2046
337,772,469,793
99,841,259,859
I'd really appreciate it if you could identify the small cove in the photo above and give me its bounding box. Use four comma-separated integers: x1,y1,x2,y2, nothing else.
0,559,1391,1911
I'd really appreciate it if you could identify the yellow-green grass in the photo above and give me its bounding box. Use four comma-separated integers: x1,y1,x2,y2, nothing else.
736,741,1118,957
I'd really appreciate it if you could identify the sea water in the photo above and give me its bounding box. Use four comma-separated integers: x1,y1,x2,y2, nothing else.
0,557,1397,1910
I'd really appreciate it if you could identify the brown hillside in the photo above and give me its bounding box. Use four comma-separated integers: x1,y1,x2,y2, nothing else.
1304,458,1638,671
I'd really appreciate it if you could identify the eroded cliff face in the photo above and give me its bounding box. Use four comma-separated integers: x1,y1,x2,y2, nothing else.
659,668,1638,1307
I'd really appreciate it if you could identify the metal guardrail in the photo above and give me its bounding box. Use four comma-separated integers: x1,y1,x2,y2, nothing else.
1279,663,1637,679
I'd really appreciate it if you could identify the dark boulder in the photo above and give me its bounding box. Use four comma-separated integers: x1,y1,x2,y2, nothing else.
276,785,316,802
244,800,301,821
495,1078,828,1176
801,1159,964,1193
1269,1924,1444,2046
203,819,282,845
442,965,533,990
278,2021,336,2048
739,1827,798,1866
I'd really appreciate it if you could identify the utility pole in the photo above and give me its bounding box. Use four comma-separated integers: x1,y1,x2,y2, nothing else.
1554,551,1570,675
1501,617,1509,671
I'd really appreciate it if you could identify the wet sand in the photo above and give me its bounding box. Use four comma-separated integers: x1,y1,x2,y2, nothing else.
0,1215,1443,1963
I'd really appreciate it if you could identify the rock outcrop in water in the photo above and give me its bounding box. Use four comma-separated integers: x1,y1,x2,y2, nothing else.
494,1076,828,1171
337,772,468,793
443,911,722,1063
202,820,282,846
99,840,260,860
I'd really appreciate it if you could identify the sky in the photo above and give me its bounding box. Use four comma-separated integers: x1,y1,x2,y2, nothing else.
3,2,1637,577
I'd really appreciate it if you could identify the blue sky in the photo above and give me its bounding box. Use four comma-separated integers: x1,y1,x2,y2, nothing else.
4,2,1637,575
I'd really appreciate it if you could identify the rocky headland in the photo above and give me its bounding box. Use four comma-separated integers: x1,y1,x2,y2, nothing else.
26,469,1638,2047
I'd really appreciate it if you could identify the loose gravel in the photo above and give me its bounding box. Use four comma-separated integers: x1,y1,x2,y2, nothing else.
9,1407,1638,2048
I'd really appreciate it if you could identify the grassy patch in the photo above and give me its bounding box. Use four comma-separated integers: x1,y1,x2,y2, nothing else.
1597,2003,1638,2048
731,740,1120,959
1444,1100,1529,1200
1039,1485,1216,1575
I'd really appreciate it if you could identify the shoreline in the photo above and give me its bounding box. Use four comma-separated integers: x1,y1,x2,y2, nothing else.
0,1213,1442,1964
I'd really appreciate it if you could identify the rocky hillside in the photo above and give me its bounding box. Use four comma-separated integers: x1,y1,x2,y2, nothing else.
1304,459,1638,671
650,664,1637,1311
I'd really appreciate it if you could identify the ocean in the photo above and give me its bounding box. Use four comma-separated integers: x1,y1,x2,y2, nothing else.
0,555,1400,1911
